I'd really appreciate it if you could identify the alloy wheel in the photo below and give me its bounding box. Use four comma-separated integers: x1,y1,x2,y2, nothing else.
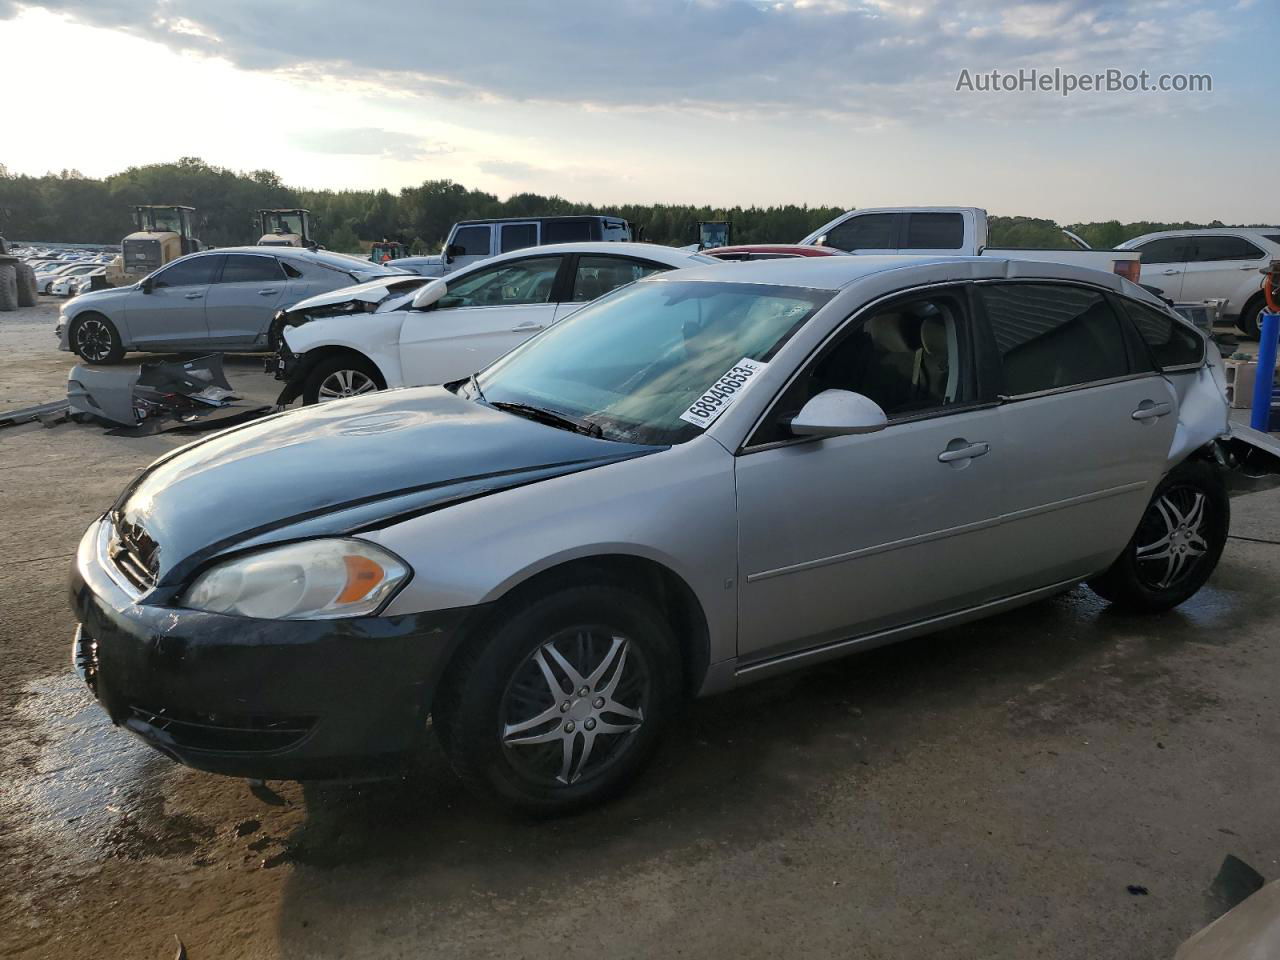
74,319,113,362
316,369,378,401
1134,486,1209,590
500,630,650,786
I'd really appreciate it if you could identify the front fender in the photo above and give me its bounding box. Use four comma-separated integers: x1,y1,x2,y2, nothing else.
283,312,408,388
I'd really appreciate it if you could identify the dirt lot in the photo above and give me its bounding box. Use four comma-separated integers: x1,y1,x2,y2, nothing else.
2,298,1279,960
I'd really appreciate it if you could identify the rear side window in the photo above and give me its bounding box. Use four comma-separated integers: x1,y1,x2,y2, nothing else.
1118,299,1205,369
544,220,595,243
824,213,897,252
1264,234,1280,246
979,283,1130,395
499,223,538,253
569,256,667,303
451,225,491,256
219,254,284,283
1134,237,1188,265
1186,235,1265,262
903,213,964,250
152,255,220,288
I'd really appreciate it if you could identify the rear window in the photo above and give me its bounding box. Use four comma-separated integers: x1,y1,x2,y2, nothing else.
1119,299,1205,369
903,213,964,250
979,283,1130,395
1263,234,1280,246
1186,235,1265,262
219,254,284,284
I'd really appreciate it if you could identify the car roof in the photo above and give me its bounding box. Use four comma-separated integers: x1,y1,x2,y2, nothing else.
450,242,714,270
649,254,1139,294
1123,227,1280,244
188,246,404,273
456,215,627,226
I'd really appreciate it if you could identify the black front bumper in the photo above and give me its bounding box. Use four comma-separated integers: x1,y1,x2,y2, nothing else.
70,521,473,781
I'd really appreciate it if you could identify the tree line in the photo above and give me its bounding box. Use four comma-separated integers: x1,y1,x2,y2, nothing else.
0,157,1258,255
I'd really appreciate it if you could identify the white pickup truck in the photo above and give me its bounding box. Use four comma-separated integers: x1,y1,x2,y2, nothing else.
801,207,1142,282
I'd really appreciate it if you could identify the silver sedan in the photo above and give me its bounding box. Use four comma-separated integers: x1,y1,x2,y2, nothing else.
69,255,1279,813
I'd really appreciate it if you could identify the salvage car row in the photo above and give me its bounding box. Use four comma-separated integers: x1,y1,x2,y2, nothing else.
68,240,1280,811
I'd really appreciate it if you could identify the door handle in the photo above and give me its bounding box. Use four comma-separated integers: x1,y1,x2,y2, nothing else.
938,441,990,463
1240,265,1259,271
1161,269,1181,276
257,288,278,295
1131,400,1173,421
183,291,202,299
513,321,544,331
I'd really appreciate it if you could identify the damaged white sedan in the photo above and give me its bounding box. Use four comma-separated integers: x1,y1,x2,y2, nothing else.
71,255,1280,813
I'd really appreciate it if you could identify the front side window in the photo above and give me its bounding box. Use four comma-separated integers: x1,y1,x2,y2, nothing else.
569,256,667,303
824,213,897,252
479,280,831,445
903,213,964,250
1186,235,1265,262
440,256,561,309
451,225,491,257
219,254,285,284
152,255,220,288
1119,299,1205,369
980,283,1129,395
499,223,538,253
1134,237,1188,265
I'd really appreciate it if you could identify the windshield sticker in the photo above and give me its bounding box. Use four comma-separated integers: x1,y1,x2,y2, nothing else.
679,358,768,430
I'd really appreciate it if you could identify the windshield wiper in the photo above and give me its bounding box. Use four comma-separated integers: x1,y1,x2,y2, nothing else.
491,401,604,439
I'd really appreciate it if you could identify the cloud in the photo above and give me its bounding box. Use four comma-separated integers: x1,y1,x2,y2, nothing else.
7,0,1231,121
289,128,452,162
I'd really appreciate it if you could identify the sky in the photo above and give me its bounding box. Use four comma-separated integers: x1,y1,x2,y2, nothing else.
0,0,1274,223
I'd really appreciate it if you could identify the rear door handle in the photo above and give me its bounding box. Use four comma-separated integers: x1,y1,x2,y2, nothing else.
513,321,544,331
1132,400,1173,421
938,441,990,463
1162,269,1181,276
257,288,278,295
183,291,202,299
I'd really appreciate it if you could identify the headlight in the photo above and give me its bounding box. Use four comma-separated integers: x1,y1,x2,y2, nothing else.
182,539,410,620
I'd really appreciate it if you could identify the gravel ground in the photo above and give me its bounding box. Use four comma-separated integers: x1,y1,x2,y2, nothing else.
1,298,1278,960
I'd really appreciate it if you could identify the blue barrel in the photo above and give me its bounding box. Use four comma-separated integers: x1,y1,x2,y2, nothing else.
1251,310,1280,432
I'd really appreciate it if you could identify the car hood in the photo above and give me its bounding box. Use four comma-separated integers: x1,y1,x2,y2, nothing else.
285,275,429,315
110,387,660,589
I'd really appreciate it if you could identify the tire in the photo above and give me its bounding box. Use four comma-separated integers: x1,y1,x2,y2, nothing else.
69,313,126,364
16,262,37,307
434,585,682,815
301,353,384,405
0,264,17,312
1237,294,1266,340
1087,459,1228,613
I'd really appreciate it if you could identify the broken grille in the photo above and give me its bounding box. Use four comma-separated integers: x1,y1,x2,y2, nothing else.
128,704,316,754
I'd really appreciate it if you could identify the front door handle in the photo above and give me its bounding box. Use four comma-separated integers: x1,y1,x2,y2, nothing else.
1161,269,1181,276
183,291,202,299
938,440,990,463
1132,400,1173,421
257,288,278,295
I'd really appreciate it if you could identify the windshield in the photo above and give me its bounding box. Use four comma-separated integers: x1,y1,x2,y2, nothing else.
477,279,831,445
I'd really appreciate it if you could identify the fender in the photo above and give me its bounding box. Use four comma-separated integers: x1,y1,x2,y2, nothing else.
281,312,408,398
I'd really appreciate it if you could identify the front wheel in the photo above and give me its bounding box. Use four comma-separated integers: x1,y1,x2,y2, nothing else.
435,585,682,815
301,354,384,405
70,313,125,364
1236,294,1266,340
1087,459,1228,613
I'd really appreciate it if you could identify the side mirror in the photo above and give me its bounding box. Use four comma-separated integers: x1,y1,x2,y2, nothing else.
140,277,154,294
789,390,887,438
814,235,828,247
411,278,448,310
444,242,465,263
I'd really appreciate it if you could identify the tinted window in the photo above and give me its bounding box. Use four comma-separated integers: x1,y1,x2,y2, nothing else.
1263,234,1280,245
219,254,284,283
1186,235,1265,262
824,213,897,252
1120,299,1205,368
980,283,1129,395
451,225,491,257
152,255,220,288
1134,238,1188,265
569,256,667,302
440,256,561,308
903,213,964,250
499,223,538,253
543,220,594,243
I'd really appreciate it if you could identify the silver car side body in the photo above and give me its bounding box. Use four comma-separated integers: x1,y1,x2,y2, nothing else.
362,256,1238,698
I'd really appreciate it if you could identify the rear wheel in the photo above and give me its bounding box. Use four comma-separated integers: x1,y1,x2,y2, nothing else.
16,263,37,307
1237,294,1266,340
1087,459,1228,613
435,585,682,815
0,264,16,312
301,353,384,405
70,313,125,364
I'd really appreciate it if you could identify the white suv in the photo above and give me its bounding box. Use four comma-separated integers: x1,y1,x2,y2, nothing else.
1118,228,1280,338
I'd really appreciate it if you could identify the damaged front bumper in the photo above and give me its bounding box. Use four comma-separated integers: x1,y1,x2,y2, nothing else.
70,517,474,781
